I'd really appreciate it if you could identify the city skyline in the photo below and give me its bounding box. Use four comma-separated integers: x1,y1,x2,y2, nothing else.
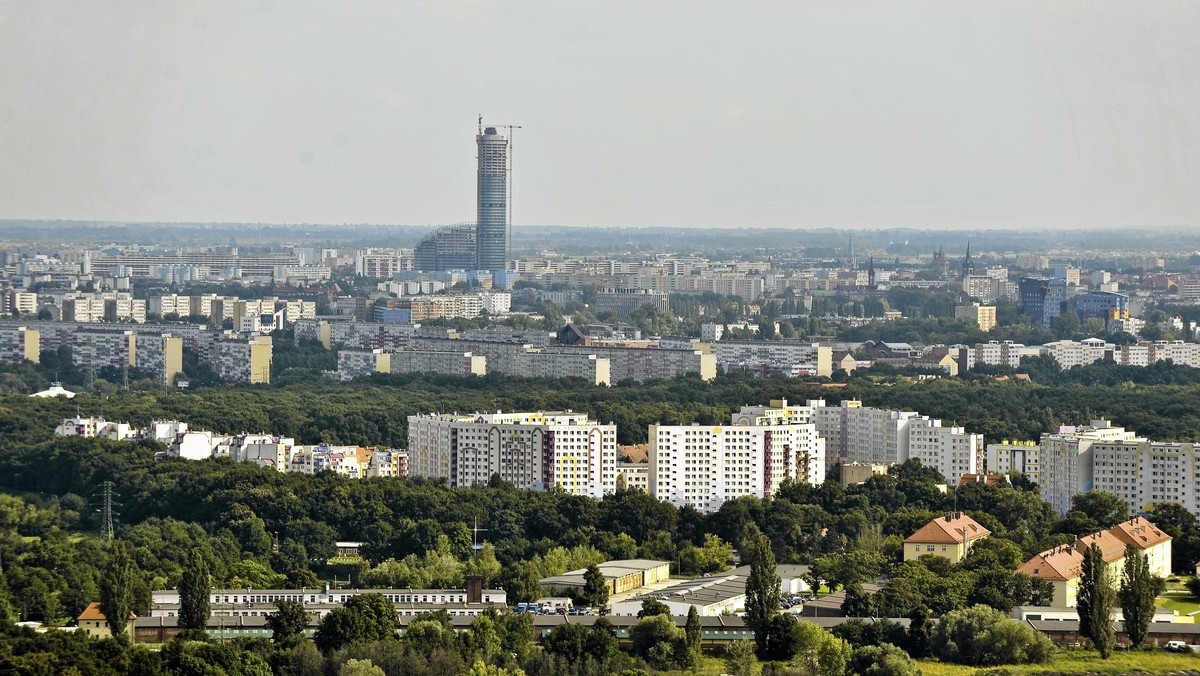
1,2,1198,230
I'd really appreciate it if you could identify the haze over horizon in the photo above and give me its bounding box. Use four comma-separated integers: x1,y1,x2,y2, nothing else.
2,1,1196,230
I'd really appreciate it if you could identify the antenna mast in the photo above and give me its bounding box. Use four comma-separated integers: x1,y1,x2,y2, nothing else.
471,516,487,553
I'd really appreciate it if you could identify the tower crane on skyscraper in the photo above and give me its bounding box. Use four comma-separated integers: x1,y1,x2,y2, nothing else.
493,124,522,266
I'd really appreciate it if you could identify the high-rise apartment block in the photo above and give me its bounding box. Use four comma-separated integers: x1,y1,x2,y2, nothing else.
748,399,978,484
954,303,997,332
406,411,617,497
0,325,40,364
1019,277,1067,329
649,403,826,512
213,335,273,384
476,126,508,272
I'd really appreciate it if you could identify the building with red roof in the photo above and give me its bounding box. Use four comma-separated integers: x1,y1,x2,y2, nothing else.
1018,516,1172,608
903,512,991,564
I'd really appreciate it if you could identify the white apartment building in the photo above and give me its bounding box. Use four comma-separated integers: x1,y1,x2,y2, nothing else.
1038,420,1139,516
406,411,617,497
478,291,512,315
648,406,825,512
986,440,1041,484
766,399,980,484
510,351,610,385
950,340,1035,371
708,342,832,378
1091,440,1200,515
1041,338,1112,369
169,431,232,460
54,417,137,441
367,449,409,478
907,418,981,487
355,249,407,278
229,434,295,472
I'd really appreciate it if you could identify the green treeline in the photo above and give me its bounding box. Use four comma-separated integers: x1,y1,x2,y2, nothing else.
5,367,1200,449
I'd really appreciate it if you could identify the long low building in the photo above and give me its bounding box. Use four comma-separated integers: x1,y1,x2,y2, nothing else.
297,319,712,384
130,611,1200,649
0,320,271,384
540,559,670,597
149,585,506,619
607,564,810,617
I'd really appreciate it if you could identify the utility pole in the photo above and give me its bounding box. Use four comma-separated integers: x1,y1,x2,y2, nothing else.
94,481,119,541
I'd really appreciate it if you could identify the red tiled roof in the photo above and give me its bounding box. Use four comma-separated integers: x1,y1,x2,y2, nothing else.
957,473,1010,488
77,601,136,622
619,444,648,463
1110,517,1171,550
905,514,990,545
1018,545,1083,582
1077,530,1127,563
1018,517,1172,583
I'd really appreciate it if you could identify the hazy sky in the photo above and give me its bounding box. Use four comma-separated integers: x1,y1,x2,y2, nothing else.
1,1,1197,229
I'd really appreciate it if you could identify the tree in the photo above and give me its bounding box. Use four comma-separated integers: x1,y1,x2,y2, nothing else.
841,583,874,618
1071,492,1129,530
933,605,1053,666
581,564,609,610
339,659,385,676
848,643,919,676
685,606,702,668
741,522,781,656
678,533,734,575
1119,544,1163,649
789,621,851,676
267,599,309,646
99,539,135,638
905,606,935,658
464,543,502,586
724,639,756,676
629,614,686,670
1077,543,1115,658
637,597,670,618
315,593,397,653
178,548,211,634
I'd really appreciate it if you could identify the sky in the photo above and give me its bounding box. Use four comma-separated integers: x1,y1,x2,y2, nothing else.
1,1,1197,230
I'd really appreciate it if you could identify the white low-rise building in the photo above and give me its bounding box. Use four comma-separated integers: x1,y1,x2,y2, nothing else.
55,417,137,441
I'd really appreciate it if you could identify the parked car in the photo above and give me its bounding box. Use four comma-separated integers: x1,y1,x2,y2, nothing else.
1166,640,1188,652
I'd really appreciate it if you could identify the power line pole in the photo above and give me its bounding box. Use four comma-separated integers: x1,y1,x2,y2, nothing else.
93,480,119,541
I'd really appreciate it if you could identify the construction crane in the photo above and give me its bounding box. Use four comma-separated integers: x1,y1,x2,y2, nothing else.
490,121,522,264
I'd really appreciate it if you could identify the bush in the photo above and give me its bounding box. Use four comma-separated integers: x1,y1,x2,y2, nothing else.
1186,576,1200,599
932,605,1054,666
849,643,920,676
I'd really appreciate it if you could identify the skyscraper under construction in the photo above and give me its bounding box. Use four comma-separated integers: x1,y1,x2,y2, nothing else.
475,125,508,272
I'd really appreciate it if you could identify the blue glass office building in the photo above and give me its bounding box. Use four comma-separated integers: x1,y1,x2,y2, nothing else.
475,127,508,272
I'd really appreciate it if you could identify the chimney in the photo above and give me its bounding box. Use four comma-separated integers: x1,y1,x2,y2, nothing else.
466,575,484,604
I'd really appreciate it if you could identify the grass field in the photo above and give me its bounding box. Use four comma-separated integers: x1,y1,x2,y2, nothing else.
916,649,1200,675
1157,590,1200,622
655,650,1200,676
